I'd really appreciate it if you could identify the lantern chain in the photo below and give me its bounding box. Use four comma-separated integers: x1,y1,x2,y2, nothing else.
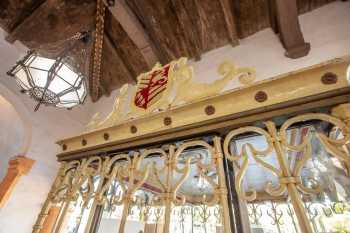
91,0,106,101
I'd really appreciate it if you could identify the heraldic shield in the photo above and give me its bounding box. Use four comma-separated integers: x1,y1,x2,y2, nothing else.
134,64,171,110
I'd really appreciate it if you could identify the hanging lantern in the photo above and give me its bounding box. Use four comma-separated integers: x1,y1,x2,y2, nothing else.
7,32,90,111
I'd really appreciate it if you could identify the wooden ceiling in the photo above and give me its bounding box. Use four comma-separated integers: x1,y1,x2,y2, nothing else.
0,0,339,101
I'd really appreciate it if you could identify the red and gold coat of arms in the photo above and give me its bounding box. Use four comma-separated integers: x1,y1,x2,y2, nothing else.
134,64,170,110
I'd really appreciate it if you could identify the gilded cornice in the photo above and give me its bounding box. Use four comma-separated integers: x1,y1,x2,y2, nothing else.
57,56,350,160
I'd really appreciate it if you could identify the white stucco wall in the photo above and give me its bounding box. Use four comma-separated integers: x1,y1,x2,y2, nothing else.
0,1,349,233
0,30,94,232
0,95,26,179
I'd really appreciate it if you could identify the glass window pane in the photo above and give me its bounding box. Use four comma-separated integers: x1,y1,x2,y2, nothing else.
96,181,126,233
14,68,31,90
60,91,79,102
299,126,350,233
247,201,301,233
29,56,55,71
59,197,93,233
58,176,101,233
76,79,87,102
57,64,78,85
48,76,72,94
96,143,225,233
28,67,48,88
234,135,279,193
229,123,350,233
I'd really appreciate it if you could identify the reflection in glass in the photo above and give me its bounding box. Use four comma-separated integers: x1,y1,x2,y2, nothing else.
59,195,93,233
231,123,350,233
300,126,350,233
58,176,100,233
95,141,225,233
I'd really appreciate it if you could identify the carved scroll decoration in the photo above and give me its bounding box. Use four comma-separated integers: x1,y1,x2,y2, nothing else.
280,113,350,164
267,202,284,233
117,153,150,233
51,157,102,205
151,145,192,232
173,141,218,205
86,58,256,131
223,113,350,202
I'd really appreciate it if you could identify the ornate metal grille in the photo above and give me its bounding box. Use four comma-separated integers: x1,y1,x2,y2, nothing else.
33,111,350,233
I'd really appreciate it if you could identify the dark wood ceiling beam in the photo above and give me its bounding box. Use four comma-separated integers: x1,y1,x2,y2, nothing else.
218,0,239,46
0,0,47,34
256,0,272,31
231,0,256,38
100,33,135,93
268,0,279,33
5,0,95,44
5,0,50,43
126,0,172,64
275,0,310,59
99,77,111,97
297,0,337,14
105,31,137,82
170,0,201,60
104,32,134,80
182,0,204,54
107,0,158,68
231,0,242,38
104,10,149,80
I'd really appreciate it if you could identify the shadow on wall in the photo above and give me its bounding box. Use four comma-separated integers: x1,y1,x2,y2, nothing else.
0,84,32,180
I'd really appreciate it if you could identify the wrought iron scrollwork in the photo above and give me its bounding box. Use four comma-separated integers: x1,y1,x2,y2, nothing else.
223,112,350,233
39,138,231,233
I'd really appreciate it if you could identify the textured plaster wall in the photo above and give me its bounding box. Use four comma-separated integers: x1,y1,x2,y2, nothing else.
0,1,349,233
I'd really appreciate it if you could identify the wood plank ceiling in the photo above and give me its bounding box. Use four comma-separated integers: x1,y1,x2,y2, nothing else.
0,0,338,101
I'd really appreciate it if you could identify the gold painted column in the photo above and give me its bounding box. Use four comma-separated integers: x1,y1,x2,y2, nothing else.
0,156,35,208
32,163,66,233
266,122,313,233
213,137,232,233
39,207,60,233
163,146,175,233
332,103,350,174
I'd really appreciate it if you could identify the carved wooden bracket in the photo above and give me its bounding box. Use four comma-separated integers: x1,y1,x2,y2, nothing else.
275,0,311,59
0,156,35,208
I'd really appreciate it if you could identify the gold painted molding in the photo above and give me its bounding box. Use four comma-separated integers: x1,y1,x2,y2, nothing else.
0,156,35,208
57,56,350,160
